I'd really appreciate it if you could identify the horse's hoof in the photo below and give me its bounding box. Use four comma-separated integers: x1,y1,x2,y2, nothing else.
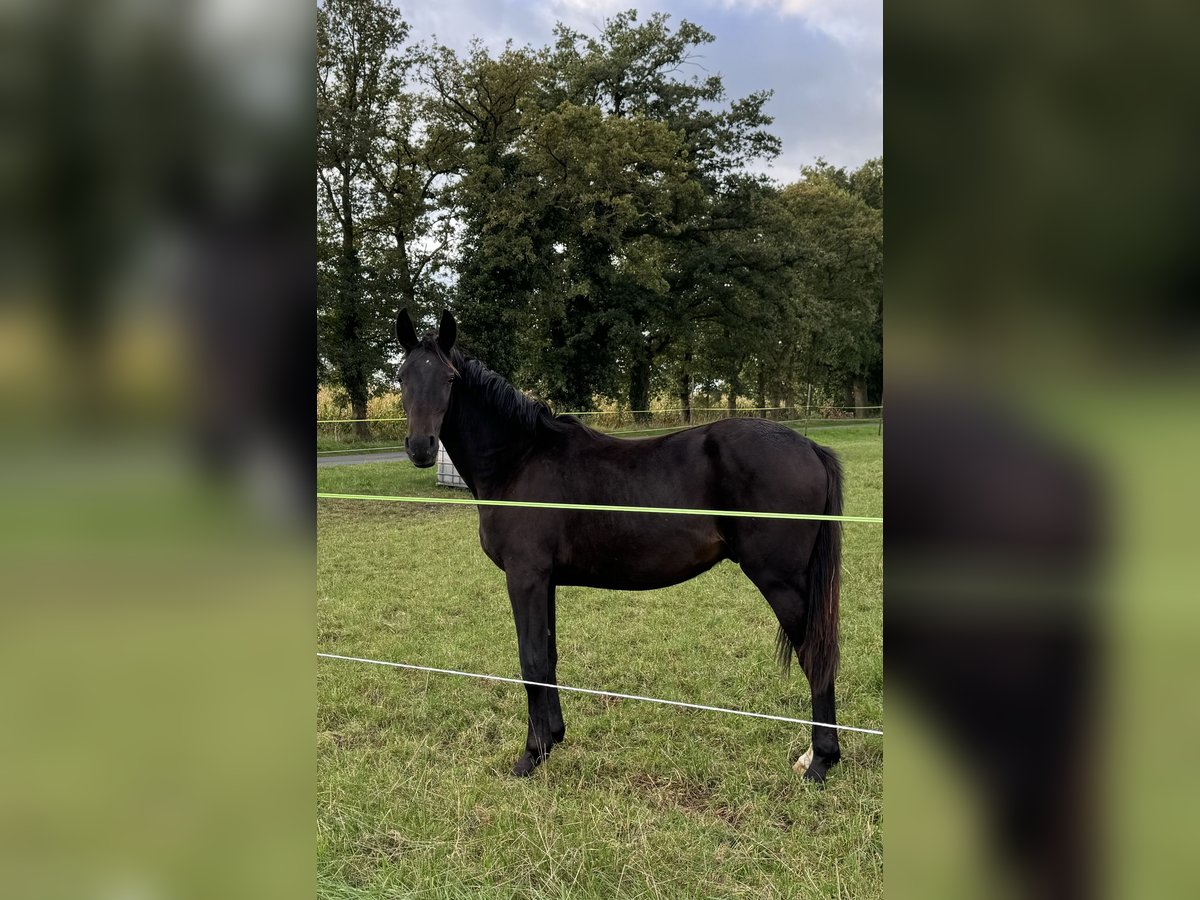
792,746,814,775
801,762,828,784
510,752,541,777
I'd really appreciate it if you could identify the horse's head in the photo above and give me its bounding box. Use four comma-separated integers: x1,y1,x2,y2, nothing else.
395,308,457,468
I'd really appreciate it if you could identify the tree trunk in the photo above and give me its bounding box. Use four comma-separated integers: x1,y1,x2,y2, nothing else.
339,170,371,442
755,362,767,415
351,396,371,440
727,366,740,415
678,350,693,425
852,376,868,419
393,226,416,310
775,346,792,412
628,353,652,425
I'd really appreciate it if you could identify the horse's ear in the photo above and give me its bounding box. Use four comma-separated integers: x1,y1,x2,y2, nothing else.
438,309,457,353
396,308,419,352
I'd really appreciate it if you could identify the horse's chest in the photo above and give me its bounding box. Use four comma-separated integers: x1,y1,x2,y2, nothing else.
477,508,559,572
478,522,505,570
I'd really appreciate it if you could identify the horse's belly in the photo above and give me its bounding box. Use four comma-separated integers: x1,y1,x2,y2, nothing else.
556,531,727,591
560,562,723,591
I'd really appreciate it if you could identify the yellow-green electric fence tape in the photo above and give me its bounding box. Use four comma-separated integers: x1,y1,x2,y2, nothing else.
317,492,882,523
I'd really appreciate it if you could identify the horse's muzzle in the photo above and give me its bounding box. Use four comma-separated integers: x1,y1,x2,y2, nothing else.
405,435,438,468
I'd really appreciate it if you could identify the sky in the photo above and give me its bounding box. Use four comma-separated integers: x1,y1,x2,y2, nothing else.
396,0,882,180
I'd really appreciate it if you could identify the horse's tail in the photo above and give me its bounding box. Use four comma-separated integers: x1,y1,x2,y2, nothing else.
776,442,842,693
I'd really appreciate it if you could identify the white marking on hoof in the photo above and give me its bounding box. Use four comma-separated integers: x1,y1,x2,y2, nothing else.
792,746,814,774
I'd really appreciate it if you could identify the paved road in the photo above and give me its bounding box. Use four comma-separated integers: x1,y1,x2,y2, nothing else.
317,450,409,468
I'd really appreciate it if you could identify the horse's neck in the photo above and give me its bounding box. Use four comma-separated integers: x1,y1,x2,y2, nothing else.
440,378,537,498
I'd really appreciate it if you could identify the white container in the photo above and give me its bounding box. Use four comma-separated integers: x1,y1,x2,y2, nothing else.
436,444,468,489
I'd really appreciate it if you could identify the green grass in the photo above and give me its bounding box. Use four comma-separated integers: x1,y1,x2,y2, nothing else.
319,436,409,453
318,425,883,898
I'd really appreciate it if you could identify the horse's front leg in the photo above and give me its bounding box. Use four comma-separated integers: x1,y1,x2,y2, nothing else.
547,582,565,744
506,566,561,776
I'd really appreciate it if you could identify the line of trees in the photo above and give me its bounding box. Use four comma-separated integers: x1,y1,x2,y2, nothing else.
318,1,882,436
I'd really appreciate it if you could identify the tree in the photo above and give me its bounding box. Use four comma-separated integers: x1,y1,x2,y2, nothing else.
314,9,883,429
537,10,782,418
317,0,407,437
422,42,549,382
410,12,790,416
364,49,460,320
517,97,698,410
780,164,883,415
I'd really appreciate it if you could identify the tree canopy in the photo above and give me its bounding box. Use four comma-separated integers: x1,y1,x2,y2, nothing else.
317,3,882,429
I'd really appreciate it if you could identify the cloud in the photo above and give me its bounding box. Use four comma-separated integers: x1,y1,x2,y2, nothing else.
394,0,881,171
548,0,631,14
400,0,626,52
715,0,882,47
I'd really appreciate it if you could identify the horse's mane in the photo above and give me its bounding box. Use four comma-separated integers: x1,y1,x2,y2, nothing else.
432,342,590,437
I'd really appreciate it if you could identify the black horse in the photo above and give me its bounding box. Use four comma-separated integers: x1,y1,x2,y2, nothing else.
395,310,845,782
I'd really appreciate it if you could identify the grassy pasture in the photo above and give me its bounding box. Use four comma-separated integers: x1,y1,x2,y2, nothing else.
318,425,883,899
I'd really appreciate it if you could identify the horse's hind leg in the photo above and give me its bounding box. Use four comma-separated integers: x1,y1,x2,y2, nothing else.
746,571,842,783
797,676,840,783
